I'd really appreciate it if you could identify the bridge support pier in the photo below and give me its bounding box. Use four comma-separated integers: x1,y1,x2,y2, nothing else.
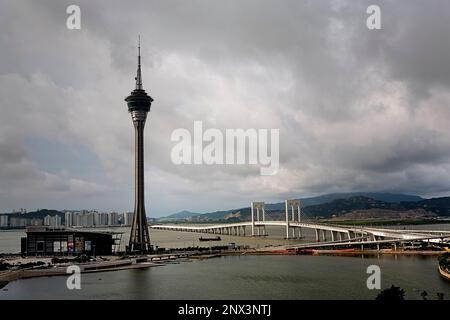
315,229,320,242
285,206,290,239
285,199,301,240
251,202,265,237
321,229,327,241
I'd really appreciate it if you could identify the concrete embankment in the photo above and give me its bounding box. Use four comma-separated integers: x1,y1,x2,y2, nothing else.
310,249,445,256
252,247,446,257
0,250,222,284
438,265,450,281
0,258,160,284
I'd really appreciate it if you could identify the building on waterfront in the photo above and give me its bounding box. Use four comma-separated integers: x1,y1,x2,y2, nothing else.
73,211,90,227
100,212,109,226
64,211,125,227
9,217,43,228
21,226,118,256
65,212,74,227
125,37,153,253
108,212,119,226
123,212,134,226
93,212,100,226
0,215,9,227
9,217,27,228
44,215,62,227
2,210,129,229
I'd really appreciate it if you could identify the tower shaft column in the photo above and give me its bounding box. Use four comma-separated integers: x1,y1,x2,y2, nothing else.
129,111,151,253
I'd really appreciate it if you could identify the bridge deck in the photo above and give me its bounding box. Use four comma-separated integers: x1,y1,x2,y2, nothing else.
151,220,450,244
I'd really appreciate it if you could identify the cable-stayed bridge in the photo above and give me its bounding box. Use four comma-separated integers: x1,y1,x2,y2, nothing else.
150,200,450,248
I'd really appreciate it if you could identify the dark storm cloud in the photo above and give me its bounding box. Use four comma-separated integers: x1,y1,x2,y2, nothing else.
0,0,449,215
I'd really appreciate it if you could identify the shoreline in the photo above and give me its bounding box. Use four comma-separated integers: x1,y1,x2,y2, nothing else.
0,258,162,285
0,251,224,285
438,265,450,281
234,248,446,257
1,248,447,287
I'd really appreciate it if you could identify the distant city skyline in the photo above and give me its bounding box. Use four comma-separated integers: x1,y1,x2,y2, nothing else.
0,209,133,228
1,1,450,217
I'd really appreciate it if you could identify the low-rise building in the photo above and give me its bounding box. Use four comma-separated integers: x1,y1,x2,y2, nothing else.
21,226,116,256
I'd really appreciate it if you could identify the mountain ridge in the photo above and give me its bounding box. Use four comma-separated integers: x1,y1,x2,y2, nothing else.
160,192,425,221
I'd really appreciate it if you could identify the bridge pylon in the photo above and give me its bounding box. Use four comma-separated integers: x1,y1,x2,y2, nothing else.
251,202,266,237
285,199,301,239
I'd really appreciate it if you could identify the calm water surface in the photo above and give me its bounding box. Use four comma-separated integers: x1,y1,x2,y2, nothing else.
1,255,449,300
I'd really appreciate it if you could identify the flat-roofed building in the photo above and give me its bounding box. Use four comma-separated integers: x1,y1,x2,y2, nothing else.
22,226,116,256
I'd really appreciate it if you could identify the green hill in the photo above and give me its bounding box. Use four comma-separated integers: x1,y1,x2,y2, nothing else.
160,193,450,222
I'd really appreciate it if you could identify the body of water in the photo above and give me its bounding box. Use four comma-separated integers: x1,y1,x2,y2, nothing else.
1,254,449,300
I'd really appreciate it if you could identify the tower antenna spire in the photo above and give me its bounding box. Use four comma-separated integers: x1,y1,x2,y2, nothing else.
136,35,143,90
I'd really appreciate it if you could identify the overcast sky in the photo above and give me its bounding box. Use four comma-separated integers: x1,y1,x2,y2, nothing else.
0,0,450,216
